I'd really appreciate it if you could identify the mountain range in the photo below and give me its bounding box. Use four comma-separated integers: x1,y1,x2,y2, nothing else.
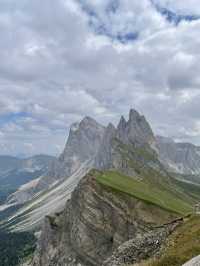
156,136,200,178
1,109,200,231
0,155,55,206
1,109,200,265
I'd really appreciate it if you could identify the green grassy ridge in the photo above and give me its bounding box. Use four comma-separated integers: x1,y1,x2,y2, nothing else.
96,171,192,215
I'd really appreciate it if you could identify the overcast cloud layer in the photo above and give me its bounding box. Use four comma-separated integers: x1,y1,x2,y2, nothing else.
1,0,200,156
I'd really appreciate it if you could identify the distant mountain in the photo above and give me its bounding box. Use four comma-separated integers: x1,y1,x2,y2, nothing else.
2,109,200,266
0,156,21,175
1,118,105,230
156,136,200,175
30,111,200,266
0,155,56,205
0,110,175,231
2,109,200,233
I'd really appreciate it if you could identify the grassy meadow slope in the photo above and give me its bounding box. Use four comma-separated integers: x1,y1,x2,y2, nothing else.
96,171,193,215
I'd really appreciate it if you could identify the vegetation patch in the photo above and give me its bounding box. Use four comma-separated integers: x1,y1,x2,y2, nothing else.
0,230,36,266
136,215,200,266
96,171,192,215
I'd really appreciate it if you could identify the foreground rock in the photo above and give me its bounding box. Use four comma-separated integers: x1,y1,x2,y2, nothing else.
182,255,200,266
32,170,179,266
103,220,181,266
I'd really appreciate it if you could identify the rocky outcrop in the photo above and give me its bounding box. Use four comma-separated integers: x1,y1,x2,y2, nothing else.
182,255,200,266
32,170,178,266
103,220,182,266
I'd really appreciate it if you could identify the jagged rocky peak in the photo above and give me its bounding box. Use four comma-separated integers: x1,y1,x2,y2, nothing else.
66,116,104,140
95,109,157,173
53,116,105,178
61,116,105,160
117,108,155,146
70,116,102,132
36,116,105,189
129,108,140,120
127,108,155,145
117,115,126,131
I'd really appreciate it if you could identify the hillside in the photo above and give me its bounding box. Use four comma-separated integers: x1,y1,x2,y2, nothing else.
96,171,192,215
32,170,180,266
2,109,200,234
134,215,200,266
1,109,200,265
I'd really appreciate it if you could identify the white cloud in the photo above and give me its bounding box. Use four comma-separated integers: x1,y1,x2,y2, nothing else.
1,0,200,155
154,0,200,15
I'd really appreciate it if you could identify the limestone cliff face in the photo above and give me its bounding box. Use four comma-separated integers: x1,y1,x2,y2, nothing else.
94,110,166,181
117,110,155,147
156,136,200,175
35,117,105,190
95,110,156,169
32,170,177,266
58,117,105,177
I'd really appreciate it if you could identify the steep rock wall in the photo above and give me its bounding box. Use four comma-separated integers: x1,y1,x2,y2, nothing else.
32,170,178,266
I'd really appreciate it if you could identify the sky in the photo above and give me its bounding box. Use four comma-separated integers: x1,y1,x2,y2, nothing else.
1,0,200,156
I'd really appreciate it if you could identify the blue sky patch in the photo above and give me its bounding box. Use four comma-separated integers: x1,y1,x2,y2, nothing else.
151,0,200,25
0,112,28,126
77,0,138,43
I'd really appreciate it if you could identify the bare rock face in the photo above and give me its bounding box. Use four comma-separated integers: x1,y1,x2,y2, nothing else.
95,109,156,175
103,220,181,266
32,170,177,266
182,255,200,266
156,136,200,175
59,117,105,176
117,109,155,146
36,117,105,190
95,110,164,179
94,123,117,170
